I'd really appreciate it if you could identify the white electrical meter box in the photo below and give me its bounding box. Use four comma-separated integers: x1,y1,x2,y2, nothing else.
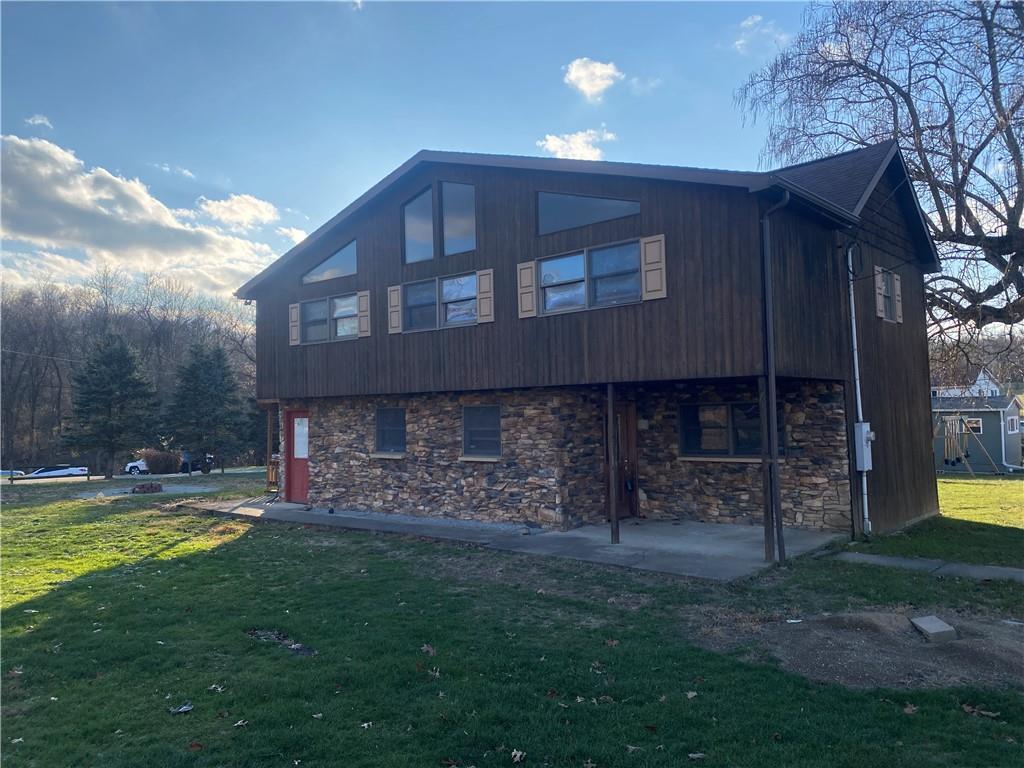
854,421,874,472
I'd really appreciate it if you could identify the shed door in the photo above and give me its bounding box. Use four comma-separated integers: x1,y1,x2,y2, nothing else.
285,410,310,503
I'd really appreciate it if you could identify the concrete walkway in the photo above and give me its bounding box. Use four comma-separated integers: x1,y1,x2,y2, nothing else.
835,551,1024,584
179,497,841,582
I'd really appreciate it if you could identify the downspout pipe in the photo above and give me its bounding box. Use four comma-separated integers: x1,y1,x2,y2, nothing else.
846,242,871,536
760,190,789,565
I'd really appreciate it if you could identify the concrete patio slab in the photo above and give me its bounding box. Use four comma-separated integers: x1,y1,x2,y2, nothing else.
180,498,842,582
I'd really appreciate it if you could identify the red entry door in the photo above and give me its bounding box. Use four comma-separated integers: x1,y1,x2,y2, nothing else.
285,410,310,503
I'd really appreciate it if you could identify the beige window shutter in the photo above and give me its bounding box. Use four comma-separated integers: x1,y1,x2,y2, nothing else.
387,285,402,334
288,303,301,345
640,234,667,300
476,269,495,323
873,266,886,318
357,290,371,337
894,274,903,323
517,261,537,318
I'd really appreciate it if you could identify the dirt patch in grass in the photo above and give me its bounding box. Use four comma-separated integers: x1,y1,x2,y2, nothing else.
683,606,1024,689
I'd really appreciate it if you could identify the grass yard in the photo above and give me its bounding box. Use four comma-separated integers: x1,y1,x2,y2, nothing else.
1,478,1022,767
854,477,1024,567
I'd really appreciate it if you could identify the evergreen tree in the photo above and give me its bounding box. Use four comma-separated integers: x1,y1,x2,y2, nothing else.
165,343,243,472
65,336,154,478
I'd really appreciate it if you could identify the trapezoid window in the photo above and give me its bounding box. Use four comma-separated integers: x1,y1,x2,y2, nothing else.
302,240,357,284
537,191,640,236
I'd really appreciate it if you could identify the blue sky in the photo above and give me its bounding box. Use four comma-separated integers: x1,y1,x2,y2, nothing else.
1,1,804,295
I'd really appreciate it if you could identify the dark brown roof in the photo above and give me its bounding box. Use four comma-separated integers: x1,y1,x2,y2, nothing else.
237,141,935,298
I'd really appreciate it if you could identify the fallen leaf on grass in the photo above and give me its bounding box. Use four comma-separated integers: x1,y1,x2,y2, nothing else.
168,702,193,715
188,742,204,751
312,713,323,720
421,644,437,656
903,703,918,715
688,753,706,760
361,721,373,729
962,704,1000,718
233,720,248,727
605,639,620,647
583,760,596,768
207,683,225,693
686,691,698,700
11,738,24,744
545,688,559,699
511,749,525,763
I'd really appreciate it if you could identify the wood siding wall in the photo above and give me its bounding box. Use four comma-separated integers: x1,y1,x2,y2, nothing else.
845,168,939,532
255,163,771,399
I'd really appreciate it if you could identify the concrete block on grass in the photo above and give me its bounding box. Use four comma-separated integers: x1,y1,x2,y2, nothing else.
911,615,957,643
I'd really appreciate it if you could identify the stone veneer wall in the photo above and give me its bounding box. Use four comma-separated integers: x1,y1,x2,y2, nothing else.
280,387,605,529
623,380,851,531
282,379,851,533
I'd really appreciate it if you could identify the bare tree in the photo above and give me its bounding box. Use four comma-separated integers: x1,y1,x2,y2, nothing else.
737,1,1024,335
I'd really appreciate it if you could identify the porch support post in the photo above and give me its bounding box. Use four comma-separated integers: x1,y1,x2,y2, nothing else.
265,407,274,491
759,376,776,562
607,383,620,545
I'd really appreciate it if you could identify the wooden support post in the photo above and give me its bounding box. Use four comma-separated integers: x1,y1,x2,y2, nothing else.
759,376,776,562
607,383,620,545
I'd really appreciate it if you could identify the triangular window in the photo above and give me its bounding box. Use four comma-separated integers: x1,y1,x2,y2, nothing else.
537,192,640,235
303,240,357,284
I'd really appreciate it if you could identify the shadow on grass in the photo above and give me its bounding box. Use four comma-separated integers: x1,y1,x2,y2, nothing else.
3,519,1023,768
860,517,1024,568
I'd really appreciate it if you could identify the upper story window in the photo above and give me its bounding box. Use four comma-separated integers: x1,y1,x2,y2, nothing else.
403,188,434,263
874,266,903,323
538,240,641,314
403,182,478,263
391,270,492,334
442,182,476,256
303,240,357,284
290,291,368,345
537,191,640,236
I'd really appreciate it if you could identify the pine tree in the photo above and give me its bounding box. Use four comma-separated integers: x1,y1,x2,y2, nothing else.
65,336,154,478
165,343,243,472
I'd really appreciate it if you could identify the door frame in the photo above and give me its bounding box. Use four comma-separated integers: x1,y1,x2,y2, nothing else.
284,409,310,503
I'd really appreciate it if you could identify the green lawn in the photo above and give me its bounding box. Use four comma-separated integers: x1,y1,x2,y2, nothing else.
854,477,1024,567
2,479,1022,767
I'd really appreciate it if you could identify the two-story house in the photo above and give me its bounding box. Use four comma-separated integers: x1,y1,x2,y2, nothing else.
238,141,940,539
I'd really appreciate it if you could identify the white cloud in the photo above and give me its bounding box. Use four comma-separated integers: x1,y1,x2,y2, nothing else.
536,127,617,161
0,135,276,295
563,58,625,102
733,15,791,54
150,162,196,179
0,249,96,289
276,226,308,245
629,76,663,95
24,114,53,130
198,193,279,231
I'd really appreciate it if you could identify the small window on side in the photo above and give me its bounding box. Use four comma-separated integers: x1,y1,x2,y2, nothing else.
300,300,329,343
303,240,357,284
442,182,476,256
403,188,434,263
376,408,406,453
1007,416,1019,434
463,405,501,457
881,270,897,321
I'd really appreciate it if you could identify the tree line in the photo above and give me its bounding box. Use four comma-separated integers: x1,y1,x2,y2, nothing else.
1,269,266,476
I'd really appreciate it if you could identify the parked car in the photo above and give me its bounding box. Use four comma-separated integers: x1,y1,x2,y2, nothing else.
180,454,214,474
124,459,149,475
0,469,25,478
27,465,89,478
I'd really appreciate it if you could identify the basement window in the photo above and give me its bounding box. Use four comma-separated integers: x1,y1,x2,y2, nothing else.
463,405,501,458
376,408,407,453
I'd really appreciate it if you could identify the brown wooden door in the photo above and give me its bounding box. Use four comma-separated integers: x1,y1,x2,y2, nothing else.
285,410,309,503
613,401,638,519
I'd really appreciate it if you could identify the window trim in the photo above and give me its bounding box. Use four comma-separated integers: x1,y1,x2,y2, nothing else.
401,271,480,333
462,404,502,459
678,400,787,458
440,180,478,258
302,239,358,284
1007,415,1019,434
375,407,407,454
298,292,362,345
536,237,643,316
401,186,436,264
535,189,641,237
880,267,897,322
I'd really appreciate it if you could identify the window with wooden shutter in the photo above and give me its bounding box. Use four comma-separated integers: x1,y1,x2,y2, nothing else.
874,266,886,319
357,290,371,337
640,234,667,300
893,274,903,323
288,303,301,345
517,261,537,318
477,268,494,323
387,285,402,334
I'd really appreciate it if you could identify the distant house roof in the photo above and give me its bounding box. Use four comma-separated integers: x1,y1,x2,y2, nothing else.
237,141,938,299
932,395,1017,412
